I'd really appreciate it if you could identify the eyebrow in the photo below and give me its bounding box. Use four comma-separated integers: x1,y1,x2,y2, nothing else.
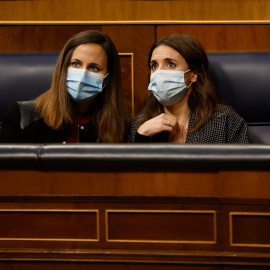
70,58,82,63
150,57,178,63
90,63,102,67
164,57,178,62
70,58,102,67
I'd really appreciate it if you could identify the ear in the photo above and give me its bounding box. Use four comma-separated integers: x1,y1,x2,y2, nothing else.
191,70,198,82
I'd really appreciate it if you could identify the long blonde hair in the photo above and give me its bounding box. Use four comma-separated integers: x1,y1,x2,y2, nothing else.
36,30,130,142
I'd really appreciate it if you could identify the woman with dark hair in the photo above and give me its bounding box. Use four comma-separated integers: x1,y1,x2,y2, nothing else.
128,33,249,143
0,30,130,143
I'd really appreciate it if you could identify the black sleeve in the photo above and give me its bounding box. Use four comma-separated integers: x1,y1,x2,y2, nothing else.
0,102,23,143
134,132,152,142
127,113,152,143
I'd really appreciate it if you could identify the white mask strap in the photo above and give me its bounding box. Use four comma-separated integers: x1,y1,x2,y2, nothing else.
187,81,192,89
184,69,191,74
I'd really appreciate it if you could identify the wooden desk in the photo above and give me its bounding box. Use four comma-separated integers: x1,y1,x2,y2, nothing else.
0,144,270,269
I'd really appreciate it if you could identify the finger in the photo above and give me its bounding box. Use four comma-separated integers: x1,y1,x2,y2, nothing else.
164,120,171,127
166,119,177,128
163,125,174,132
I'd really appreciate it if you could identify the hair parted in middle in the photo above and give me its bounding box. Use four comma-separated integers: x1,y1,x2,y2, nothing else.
140,33,224,131
35,30,130,142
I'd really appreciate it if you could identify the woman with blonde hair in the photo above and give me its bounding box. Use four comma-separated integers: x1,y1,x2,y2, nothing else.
0,30,130,143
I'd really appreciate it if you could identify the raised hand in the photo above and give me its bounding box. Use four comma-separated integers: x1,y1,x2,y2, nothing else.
137,113,179,137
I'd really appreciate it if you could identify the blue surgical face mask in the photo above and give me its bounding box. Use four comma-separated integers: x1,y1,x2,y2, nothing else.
148,69,192,106
66,67,108,103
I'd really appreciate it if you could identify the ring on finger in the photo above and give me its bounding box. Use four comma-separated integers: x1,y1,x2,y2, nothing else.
168,120,171,126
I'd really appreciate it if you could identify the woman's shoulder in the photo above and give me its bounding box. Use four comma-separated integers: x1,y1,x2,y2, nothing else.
127,113,144,143
132,112,144,120
0,100,40,143
1,101,22,123
5,100,36,114
130,113,143,126
188,106,249,143
212,106,246,122
213,106,234,115
5,101,20,113
18,100,41,129
2,100,41,128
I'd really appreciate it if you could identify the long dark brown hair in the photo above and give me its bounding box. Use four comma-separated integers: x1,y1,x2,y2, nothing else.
36,30,130,142
140,33,223,131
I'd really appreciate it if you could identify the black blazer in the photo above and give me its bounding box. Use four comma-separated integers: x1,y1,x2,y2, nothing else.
0,101,98,143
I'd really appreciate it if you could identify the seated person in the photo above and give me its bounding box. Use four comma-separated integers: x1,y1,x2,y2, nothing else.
128,34,249,143
0,30,130,143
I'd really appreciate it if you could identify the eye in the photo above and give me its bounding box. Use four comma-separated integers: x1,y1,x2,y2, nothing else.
88,65,100,72
168,62,176,68
150,63,158,70
70,62,80,68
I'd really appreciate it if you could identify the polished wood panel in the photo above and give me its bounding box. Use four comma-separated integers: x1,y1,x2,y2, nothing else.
2,170,270,199
231,212,270,247
0,0,270,21
106,210,216,243
157,25,270,52
0,190,270,267
0,25,101,52
120,55,133,110
103,25,155,112
0,189,269,268
0,210,98,241
0,25,102,53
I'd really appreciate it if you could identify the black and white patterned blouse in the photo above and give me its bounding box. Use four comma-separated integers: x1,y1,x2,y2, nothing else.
127,107,249,144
